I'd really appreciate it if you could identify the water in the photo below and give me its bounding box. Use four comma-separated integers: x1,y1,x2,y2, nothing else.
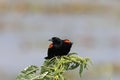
0,13,120,80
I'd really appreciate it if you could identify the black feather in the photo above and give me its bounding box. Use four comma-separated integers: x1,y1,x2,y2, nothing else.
45,37,73,59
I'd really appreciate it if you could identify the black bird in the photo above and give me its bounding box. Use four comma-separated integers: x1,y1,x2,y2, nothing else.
45,37,73,59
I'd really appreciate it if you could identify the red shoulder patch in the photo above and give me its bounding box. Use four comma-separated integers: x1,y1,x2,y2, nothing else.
64,39,71,44
49,43,53,48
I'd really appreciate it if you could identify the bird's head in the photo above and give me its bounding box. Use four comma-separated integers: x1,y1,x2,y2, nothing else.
49,37,62,48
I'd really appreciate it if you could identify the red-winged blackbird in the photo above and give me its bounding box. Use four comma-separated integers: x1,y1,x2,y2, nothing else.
45,37,73,59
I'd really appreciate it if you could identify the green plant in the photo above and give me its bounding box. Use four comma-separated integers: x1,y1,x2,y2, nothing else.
16,53,91,80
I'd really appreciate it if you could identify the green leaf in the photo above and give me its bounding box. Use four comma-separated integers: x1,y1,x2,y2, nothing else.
16,65,40,80
79,64,83,77
16,53,91,80
68,63,79,70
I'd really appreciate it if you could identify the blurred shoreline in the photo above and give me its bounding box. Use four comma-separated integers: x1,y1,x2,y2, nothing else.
0,0,120,80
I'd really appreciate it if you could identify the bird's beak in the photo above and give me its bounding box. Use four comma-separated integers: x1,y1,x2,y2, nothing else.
48,39,52,41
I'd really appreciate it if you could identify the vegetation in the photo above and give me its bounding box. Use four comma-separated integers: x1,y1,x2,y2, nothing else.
16,53,91,80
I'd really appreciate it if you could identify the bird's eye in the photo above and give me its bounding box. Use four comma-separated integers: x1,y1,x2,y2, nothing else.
64,39,71,43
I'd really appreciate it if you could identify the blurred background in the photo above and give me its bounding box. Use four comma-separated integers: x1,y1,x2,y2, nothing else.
0,0,120,80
